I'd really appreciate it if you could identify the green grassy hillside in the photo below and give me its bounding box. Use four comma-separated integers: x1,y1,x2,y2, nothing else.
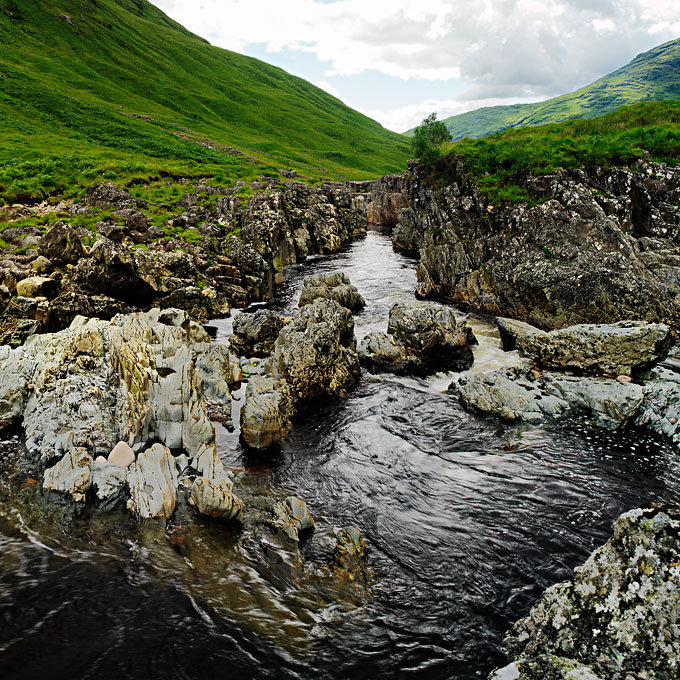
432,38,680,141
438,100,680,204
0,0,410,202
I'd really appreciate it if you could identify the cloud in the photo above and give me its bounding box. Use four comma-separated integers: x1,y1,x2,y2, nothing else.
149,0,680,130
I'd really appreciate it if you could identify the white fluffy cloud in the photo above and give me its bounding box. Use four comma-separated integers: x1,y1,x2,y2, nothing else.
150,0,679,130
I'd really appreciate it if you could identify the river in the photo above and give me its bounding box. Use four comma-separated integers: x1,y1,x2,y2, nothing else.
1,227,678,680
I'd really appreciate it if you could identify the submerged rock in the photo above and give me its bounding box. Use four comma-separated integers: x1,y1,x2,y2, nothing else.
327,526,372,585
298,272,365,313
494,505,680,680
360,302,475,376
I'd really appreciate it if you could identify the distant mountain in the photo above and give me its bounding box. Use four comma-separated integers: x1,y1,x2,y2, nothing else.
0,0,409,187
424,38,680,141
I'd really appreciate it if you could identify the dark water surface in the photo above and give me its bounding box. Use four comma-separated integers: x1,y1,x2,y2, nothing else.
1,229,679,680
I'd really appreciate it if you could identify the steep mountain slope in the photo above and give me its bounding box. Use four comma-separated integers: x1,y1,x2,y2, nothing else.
0,0,409,200
435,38,680,141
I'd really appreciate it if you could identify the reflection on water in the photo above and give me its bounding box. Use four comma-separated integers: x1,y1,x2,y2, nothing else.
1,228,679,680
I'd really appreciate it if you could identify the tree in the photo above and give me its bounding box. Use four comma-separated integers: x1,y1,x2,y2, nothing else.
411,113,452,166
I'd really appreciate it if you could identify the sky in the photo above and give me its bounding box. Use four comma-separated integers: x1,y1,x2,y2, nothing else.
149,0,680,132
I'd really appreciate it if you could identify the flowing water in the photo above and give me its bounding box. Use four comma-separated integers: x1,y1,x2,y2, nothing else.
1,228,679,680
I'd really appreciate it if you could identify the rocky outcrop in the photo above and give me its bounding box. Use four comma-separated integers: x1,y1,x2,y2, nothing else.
360,302,475,376
366,173,410,227
397,159,680,331
298,272,365,313
490,505,680,680
240,375,295,449
38,221,87,265
229,309,286,357
0,309,242,520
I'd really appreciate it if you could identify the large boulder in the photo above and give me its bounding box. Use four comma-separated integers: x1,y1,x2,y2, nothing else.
360,302,475,376
493,506,680,680
15,276,58,300
455,366,644,430
515,320,671,376
298,272,365,313
229,309,286,357
273,298,360,406
38,221,87,265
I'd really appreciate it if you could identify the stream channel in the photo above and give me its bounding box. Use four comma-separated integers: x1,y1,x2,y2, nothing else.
1,227,679,679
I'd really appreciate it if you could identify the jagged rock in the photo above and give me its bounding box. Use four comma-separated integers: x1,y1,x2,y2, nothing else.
360,302,475,376
38,221,87,264
497,506,680,680
48,292,132,331
15,276,58,299
111,208,150,232
367,173,410,227
155,286,228,322
42,447,93,503
515,320,671,376
298,272,366,312
229,309,285,357
0,296,51,347
489,657,603,680
240,375,294,449
0,309,242,519
398,160,680,331
91,459,127,511
126,443,178,519
455,366,644,429
273,299,360,406
269,496,315,544
95,221,126,242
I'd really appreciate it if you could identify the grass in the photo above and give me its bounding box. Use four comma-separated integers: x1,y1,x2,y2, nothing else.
434,101,680,205
0,0,409,204
420,37,680,141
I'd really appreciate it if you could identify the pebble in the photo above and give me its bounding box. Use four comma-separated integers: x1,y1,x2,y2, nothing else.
108,440,135,467
617,375,633,383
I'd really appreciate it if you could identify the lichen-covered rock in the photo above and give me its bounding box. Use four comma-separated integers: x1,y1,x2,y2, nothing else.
327,526,372,585
360,302,475,376
269,496,315,544
273,298,360,406
489,657,603,680
38,221,87,265
499,506,680,680
516,320,671,376
126,443,178,519
298,272,366,313
86,181,137,210
229,309,286,357
42,447,93,503
189,475,244,520
16,276,58,300
455,366,644,429
496,317,544,352
0,296,51,347
240,375,294,449
399,160,680,331
91,459,127,511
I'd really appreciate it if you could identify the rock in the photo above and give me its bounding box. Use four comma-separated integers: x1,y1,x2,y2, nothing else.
126,443,178,519
107,440,135,468
0,296,51,347
0,309,243,519
48,292,132,332
455,366,644,430
298,272,366,313
360,302,475,376
229,309,285,357
496,317,543,351
38,221,87,264
189,475,244,520
499,506,680,680
515,320,671,376
269,496,315,544
91,459,127,511
284,496,314,532
327,526,372,585
15,276,58,300
30,256,52,274
155,286,227,322
240,375,294,449
489,658,603,680
273,298,360,406
87,182,136,210
42,447,93,503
